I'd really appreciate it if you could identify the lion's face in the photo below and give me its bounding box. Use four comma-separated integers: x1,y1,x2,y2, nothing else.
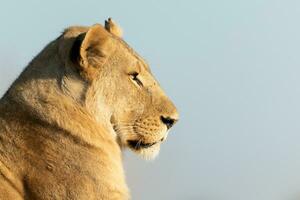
106,51,178,160
63,19,178,160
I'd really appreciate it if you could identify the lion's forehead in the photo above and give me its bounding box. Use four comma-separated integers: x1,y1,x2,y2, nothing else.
111,35,151,72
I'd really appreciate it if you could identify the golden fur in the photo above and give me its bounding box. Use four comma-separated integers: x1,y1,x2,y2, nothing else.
0,18,178,199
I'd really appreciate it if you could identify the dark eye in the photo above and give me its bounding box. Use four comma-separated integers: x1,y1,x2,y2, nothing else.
129,72,143,86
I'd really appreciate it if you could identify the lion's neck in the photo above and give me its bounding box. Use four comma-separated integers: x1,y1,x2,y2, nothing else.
60,65,118,140
5,57,118,151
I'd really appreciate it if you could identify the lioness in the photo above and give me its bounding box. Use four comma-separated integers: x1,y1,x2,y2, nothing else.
0,18,178,199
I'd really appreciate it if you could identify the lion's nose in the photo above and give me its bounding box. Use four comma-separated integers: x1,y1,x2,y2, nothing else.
160,116,178,130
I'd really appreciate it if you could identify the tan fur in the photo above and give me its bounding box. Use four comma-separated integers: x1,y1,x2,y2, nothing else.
105,18,123,38
0,18,178,199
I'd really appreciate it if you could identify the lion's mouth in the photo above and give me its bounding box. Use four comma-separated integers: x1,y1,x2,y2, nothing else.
127,140,161,150
111,120,165,151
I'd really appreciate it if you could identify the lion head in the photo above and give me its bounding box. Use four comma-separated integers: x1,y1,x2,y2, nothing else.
58,18,178,160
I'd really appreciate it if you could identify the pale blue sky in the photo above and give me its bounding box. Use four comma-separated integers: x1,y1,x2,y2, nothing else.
1,0,300,199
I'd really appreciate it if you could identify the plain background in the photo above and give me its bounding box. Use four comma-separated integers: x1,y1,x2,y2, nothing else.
1,0,300,199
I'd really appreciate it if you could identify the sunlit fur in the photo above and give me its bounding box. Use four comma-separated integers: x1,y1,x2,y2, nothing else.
0,18,178,199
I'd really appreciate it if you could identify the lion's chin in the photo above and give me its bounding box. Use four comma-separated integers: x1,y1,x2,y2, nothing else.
129,143,161,160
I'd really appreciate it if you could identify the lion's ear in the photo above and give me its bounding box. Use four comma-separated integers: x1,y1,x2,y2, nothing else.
105,18,123,38
71,24,115,80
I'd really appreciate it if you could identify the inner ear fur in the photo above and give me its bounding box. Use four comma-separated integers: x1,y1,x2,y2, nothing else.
70,24,115,80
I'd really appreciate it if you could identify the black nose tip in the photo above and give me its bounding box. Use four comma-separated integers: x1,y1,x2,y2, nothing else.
160,116,176,130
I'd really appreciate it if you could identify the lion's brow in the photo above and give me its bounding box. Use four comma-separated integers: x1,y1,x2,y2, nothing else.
110,34,150,72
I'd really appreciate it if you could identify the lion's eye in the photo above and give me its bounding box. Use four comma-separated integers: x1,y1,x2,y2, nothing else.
129,72,143,87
